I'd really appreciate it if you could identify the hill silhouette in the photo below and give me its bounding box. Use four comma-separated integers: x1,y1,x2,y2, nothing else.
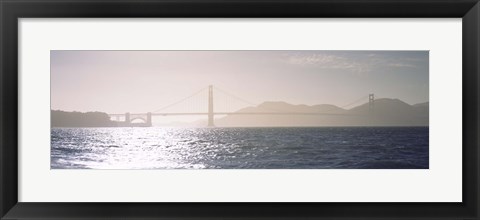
216,98,428,127
51,110,117,127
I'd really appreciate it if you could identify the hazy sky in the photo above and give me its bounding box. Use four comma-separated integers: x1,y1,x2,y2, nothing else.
51,50,428,121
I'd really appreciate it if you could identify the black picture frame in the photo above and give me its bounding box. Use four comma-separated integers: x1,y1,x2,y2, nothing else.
1,0,479,219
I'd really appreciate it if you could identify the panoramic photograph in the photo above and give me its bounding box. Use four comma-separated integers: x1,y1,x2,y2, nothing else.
51,50,429,169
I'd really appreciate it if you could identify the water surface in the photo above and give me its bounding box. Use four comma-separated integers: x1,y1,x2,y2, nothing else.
51,127,428,169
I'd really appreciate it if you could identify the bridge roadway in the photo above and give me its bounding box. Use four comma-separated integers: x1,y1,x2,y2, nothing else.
109,112,363,117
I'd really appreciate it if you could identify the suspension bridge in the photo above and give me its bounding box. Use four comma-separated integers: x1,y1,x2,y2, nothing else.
108,85,375,127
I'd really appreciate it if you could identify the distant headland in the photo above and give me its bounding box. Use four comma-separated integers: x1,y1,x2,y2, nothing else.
51,110,118,127
216,98,428,127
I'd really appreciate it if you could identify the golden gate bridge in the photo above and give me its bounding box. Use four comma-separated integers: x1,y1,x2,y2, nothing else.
108,85,375,127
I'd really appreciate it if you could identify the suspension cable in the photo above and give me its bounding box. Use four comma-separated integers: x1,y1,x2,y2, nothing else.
152,87,207,113
341,95,369,109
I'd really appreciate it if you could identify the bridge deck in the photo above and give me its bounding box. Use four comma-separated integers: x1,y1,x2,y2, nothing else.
109,112,365,116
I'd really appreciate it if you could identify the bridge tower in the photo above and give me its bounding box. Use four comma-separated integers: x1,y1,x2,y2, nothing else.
208,85,214,127
125,112,131,123
146,112,152,127
369,94,375,113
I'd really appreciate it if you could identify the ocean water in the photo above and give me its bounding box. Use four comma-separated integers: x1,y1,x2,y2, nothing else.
51,127,428,169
